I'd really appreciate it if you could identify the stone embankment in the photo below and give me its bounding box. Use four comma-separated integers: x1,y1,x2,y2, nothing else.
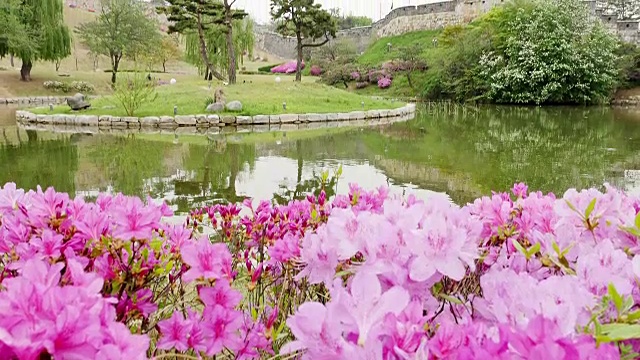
18,114,416,136
0,96,96,105
15,104,416,128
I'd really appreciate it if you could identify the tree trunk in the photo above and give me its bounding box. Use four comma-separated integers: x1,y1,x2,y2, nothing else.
20,61,32,82
295,32,303,82
162,61,166,73
224,3,237,85
111,55,120,85
407,72,413,89
196,12,225,82
10,55,14,67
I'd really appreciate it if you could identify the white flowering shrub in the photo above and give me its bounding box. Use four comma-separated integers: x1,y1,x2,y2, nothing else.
478,0,618,104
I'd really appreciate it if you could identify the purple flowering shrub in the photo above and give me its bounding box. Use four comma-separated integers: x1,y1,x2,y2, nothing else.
310,65,322,76
350,71,361,81
271,60,305,74
2,181,640,359
378,77,393,89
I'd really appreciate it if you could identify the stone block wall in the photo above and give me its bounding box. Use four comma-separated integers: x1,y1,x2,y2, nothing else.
15,104,417,131
256,0,640,61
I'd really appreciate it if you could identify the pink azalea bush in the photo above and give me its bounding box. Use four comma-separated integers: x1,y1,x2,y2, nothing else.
378,77,392,89
271,60,305,74
310,65,322,76
2,180,640,359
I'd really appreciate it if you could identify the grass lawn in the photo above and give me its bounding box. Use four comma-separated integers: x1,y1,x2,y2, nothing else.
31,73,403,117
357,30,444,67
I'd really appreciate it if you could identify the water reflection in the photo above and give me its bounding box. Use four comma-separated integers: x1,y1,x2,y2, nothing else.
3,105,640,211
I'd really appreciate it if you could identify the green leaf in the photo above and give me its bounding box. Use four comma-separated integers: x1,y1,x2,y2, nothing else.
527,242,541,258
336,164,343,178
150,238,163,252
438,294,463,305
635,212,640,230
551,240,561,256
311,209,318,220
250,307,258,321
512,240,527,257
565,200,580,215
608,283,624,313
585,198,596,219
598,323,640,342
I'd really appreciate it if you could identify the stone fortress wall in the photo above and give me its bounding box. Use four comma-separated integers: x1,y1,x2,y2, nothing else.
256,0,640,60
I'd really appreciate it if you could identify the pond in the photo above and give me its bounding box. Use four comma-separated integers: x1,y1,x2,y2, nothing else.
2,104,640,213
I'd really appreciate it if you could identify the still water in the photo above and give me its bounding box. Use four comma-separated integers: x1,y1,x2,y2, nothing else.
3,105,640,213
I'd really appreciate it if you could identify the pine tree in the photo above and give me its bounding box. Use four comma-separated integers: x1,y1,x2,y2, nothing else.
270,0,337,82
0,0,71,81
158,0,248,84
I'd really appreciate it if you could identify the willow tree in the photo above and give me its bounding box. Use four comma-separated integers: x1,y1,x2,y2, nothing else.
0,0,71,81
184,16,254,80
270,0,337,82
158,0,248,84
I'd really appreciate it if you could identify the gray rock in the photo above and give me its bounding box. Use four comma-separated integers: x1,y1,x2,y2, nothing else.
225,100,243,112
365,110,380,119
36,114,48,123
206,102,225,113
236,116,252,125
221,115,236,124
269,115,281,124
349,111,366,120
175,115,196,126
280,114,298,123
123,117,139,124
140,117,160,127
195,114,208,125
305,113,327,122
159,116,175,125
252,115,270,124
207,115,220,125
77,115,99,126
327,113,339,121
98,115,112,124
66,93,91,111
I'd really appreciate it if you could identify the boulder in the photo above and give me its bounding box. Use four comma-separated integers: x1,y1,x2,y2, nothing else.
206,102,225,113
66,93,91,111
225,101,243,112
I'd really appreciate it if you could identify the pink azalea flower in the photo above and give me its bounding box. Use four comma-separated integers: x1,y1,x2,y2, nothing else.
181,237,233,283
30,229,64,258
201,305,243,356
199,280,242,311
409,212,478,282
339,272,410,346
157,312,191,351
0,182,24,213
111,196,161,240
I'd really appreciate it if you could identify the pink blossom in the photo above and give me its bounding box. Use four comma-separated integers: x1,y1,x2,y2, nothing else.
181,236,233,282
199,280,242,311
157,312,191,351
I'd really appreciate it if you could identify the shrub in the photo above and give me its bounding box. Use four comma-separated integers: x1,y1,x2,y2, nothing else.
350,71,361,81
355,81,369,89
69,81,95,93
258,63,282,73
310,65,323,76
112,72,158,116
43,81,70,92
271,60,305,74
0,181,639,358
43,80,96,93
378,76,392,89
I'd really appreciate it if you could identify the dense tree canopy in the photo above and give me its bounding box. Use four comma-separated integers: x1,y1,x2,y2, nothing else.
0,0,71,81
78,0,161,84
158,0,248,84
421,0,619,105
271,0,337,81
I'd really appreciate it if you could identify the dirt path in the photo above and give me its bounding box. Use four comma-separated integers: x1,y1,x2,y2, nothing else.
0,86,13,98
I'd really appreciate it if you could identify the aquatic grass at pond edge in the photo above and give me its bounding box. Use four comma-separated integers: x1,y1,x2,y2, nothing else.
31,75,403,117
